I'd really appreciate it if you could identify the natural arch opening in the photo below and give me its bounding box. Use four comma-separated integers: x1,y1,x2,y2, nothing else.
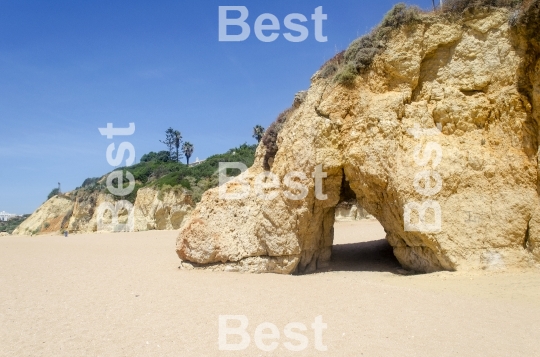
326,174,402,273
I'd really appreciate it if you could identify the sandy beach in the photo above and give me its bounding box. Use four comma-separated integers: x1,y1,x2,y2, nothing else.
1,220,539,357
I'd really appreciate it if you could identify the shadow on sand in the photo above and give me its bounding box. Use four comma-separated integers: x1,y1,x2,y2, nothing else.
316,239,403,274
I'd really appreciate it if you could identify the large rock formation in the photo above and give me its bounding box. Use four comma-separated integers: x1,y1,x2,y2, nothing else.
176,4,540,273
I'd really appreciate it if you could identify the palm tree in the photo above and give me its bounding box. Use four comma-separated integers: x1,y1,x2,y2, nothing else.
252,125,265,143
182,142,194,165
173,130,182,163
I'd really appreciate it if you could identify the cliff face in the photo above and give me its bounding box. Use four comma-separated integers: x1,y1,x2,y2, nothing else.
12,196,73,235
176,5,540,274
133,187,194,231
12,187,193,235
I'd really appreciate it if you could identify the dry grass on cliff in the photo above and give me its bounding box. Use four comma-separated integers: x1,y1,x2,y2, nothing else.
318,50,345,79
319,3,422,86
441,0,524,13
266,0,539,172
264,4,423,164
319,0,532,87
261,106,295,169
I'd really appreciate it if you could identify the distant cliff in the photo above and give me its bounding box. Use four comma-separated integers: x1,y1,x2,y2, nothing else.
12,187,194,235
12,144,257,235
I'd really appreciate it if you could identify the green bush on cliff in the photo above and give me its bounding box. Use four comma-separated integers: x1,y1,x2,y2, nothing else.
47,188,60,200
334,62,359,86
0,214,30,234
76,143,257,203
140,150,171,163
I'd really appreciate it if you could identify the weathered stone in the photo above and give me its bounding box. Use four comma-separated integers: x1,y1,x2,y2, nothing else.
133,187,193,231
12,196,73,235
13,187,193,235
177,7,540,274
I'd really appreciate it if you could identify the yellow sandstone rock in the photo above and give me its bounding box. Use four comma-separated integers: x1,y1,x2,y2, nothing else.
177,5,540,274
12,196,73,235
133,187,193,231
13,187,193,235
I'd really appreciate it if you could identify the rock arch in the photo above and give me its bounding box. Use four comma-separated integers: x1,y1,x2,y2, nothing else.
176,7,540,273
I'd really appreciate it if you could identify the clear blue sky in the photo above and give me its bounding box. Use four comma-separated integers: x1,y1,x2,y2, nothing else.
0,0,433,214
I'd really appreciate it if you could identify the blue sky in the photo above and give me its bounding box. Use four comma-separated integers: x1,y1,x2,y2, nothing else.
0,0,434,214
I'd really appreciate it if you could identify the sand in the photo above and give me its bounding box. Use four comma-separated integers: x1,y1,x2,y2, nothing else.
1,220,539,357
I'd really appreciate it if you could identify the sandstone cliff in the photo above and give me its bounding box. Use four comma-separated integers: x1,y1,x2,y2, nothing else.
13,187,193,235
133,187,194,231
12,195,73,235
176,3,540,274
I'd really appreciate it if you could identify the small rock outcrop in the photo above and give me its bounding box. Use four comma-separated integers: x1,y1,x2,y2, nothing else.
177,4,540,273
335,200,373,221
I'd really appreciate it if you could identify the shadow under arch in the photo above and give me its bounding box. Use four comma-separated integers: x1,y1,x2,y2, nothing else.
310,172,403,275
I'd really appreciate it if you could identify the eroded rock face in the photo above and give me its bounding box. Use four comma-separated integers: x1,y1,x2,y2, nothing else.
68,192,114,233
133,187,193,231
13,187,193,235
12,196,73,235
65,188,193,233
177,7,540,274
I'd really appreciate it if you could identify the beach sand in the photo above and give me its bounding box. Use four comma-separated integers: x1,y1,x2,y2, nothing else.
1,220,539,356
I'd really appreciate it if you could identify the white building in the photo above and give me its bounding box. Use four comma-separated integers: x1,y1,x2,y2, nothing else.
0,211,17,222
188,157,205,167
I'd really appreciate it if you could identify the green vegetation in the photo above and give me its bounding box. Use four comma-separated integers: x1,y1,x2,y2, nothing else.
261,107,295,170
149,143,256,202
47,188,60,200
160,127,183,163
252,125,265,143
182,142,194,165
140,151,171,163
0,214,30,234
77,143,257,204
81,177,100,187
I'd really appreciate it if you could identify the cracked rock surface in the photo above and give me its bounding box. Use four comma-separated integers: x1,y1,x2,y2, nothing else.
177,7,540,274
